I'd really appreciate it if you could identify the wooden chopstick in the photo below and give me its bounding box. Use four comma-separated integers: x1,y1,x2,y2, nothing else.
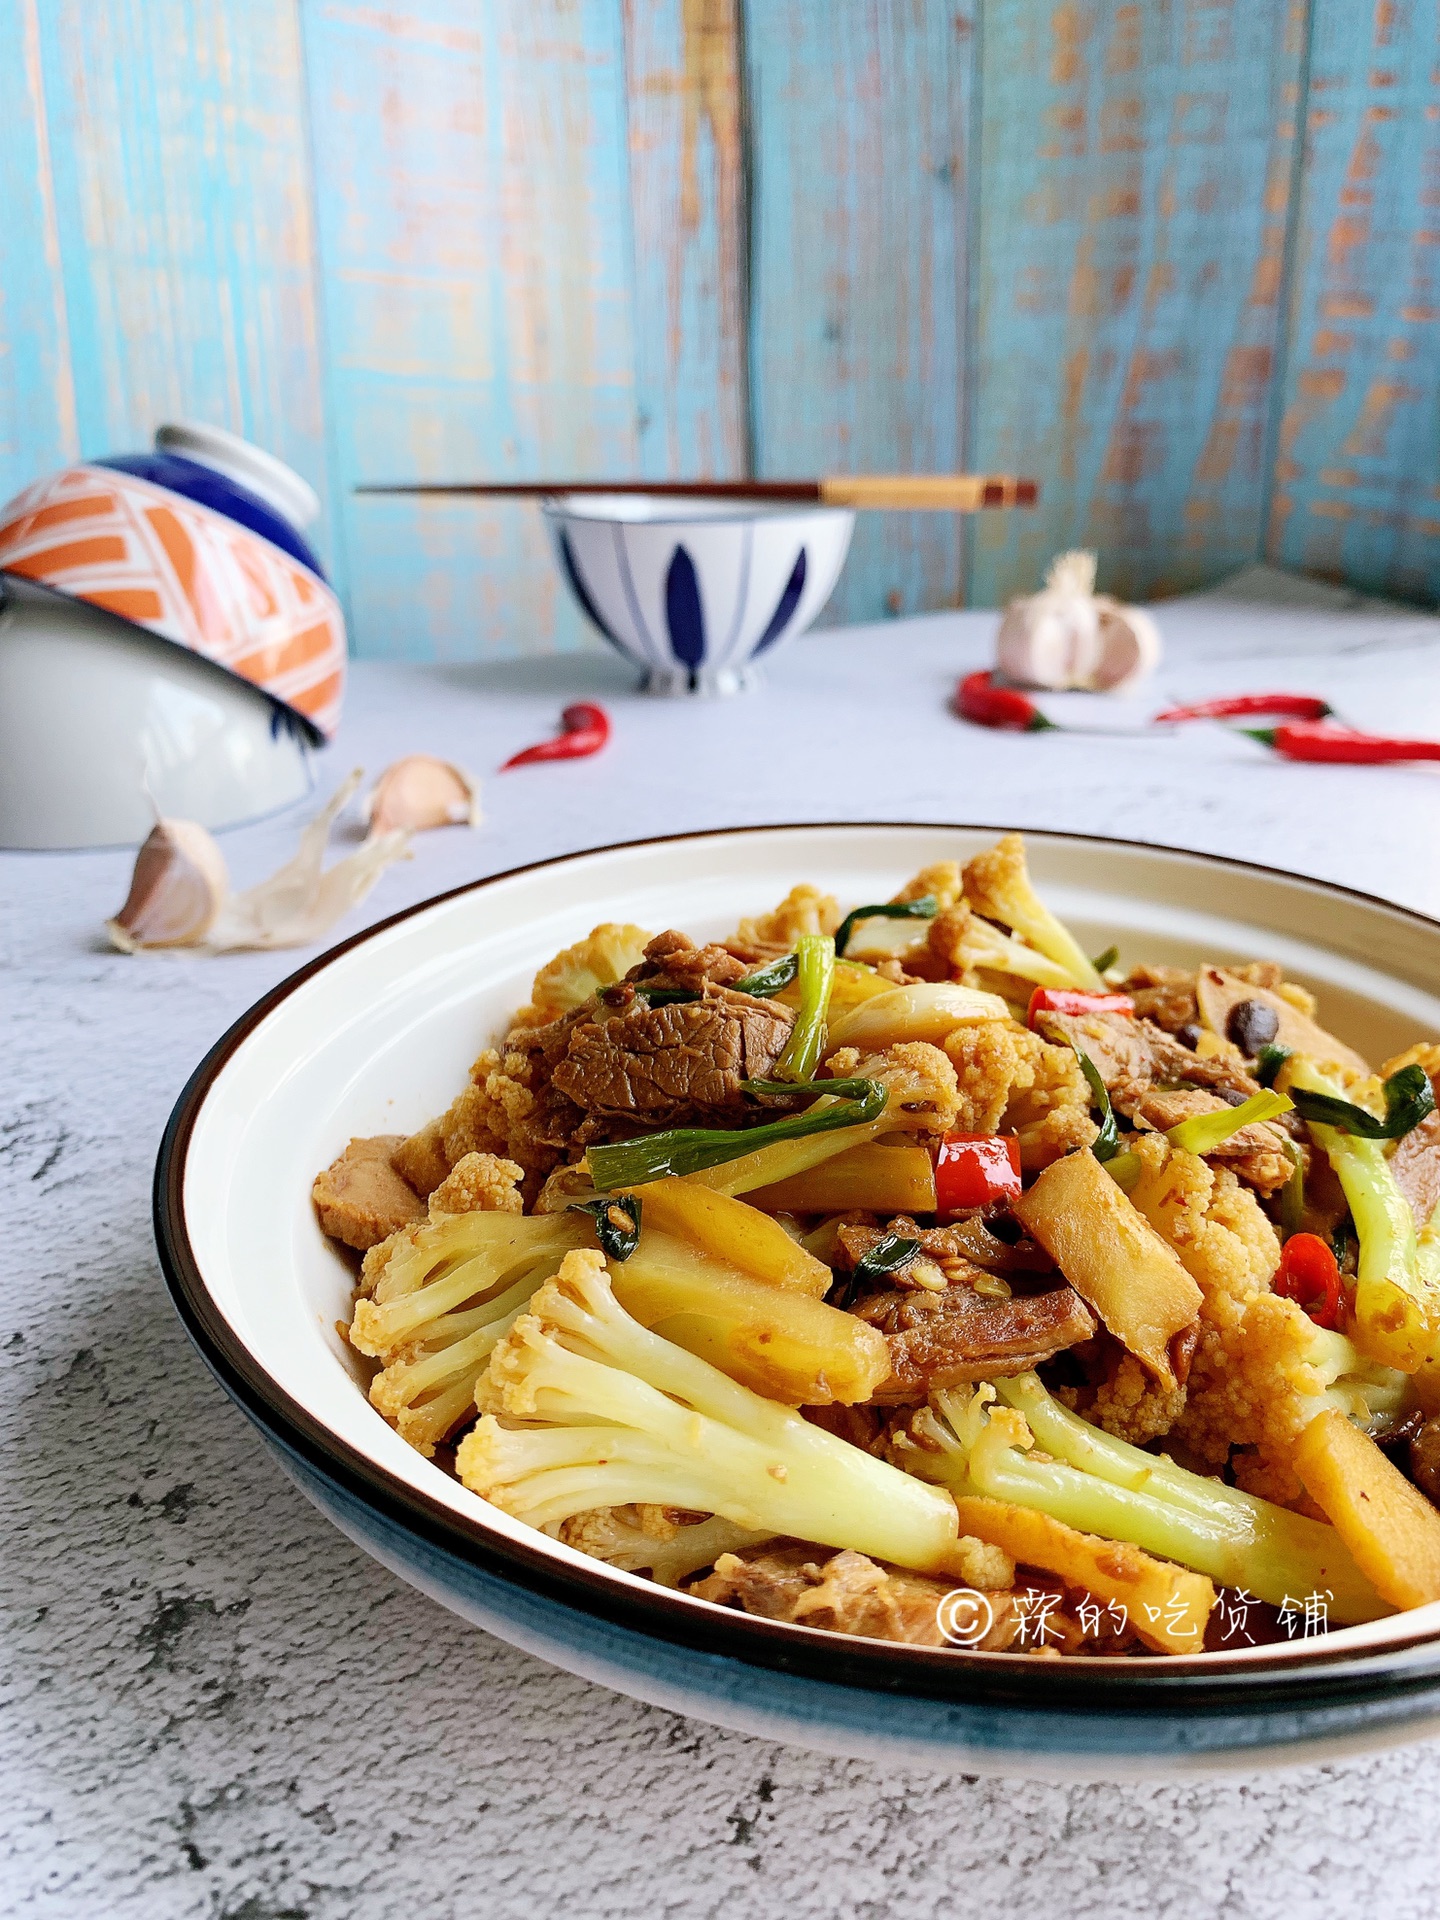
353,474,1039,511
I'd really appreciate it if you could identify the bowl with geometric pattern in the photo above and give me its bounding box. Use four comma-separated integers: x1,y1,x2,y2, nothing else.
0,422,343,849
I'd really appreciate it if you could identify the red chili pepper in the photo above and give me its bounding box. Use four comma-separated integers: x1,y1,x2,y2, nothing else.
954,670,1056,733
934,1133,1022,1213
1027,987,1135,1027
1245,721,1440,766
1272,1232,1344,1329
1153,692,1332,725
501,701,611,769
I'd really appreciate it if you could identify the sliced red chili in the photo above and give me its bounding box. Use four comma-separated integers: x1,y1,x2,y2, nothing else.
502,701,611,769
934,1133,1022,1213
1153,693,1332,724
1245,721,1440,766
954,670,1056,734
1027,986,1135,1027
1272,1231,1343,1329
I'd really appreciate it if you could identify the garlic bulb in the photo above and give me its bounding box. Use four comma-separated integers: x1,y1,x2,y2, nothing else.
995,550,1161,693
107,818,229,951
363,755,479,835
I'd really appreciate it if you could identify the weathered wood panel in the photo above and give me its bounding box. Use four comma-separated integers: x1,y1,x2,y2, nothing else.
968,0,1310,611
623,0,748,480
1268,0,1440,604
302,0,641,660
744,0,973,625
0,0,79,503
19,1,334,558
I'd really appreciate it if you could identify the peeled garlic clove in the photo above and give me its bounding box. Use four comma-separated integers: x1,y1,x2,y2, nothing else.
363,755,480,836
107,818,229,952
1092,598,1163,692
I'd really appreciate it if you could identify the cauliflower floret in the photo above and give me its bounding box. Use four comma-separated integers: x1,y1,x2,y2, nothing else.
428,1151,525,1218
942,1019,1034,1133
940,1020,1096,1169
1381,1041,1440,1086
823,1041,961,1141
528,923,654,1022
1059,1352,1189,1447
927,901,1079,997
730,885,841,960
941,1020,1096,1169
391,1056,516,1196
558,1505,772,1586
1123,1131,1376,1506
891,861,964,910
961,833,1103,990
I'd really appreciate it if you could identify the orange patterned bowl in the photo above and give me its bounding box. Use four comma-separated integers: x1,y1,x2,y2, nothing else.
0,424,345,742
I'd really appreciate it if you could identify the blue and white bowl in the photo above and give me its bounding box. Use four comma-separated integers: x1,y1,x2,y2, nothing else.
542,493,854,696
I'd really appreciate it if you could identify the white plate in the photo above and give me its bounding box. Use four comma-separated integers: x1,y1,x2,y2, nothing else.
156,824,1440,1779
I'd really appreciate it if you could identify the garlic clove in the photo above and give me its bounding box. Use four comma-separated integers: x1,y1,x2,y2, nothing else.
363,755,480,836
107,818,230,952
1092,599,1163,691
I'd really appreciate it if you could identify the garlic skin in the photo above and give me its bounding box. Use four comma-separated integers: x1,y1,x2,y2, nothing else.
995,549,1161,693
363,755,479,836
106,818,229,951
107,771,411,956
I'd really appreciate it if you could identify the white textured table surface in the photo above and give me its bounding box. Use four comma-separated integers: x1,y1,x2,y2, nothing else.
8,569,1440,1919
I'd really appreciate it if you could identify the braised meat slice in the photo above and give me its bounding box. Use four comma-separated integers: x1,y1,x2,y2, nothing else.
1122,964,1199,1036
1132,1089,1292,1197
1035,1009,1260,1110
1391,1109,1440,1231
312,1135,426,1250
852,1282,1098,1402
546,985,793,1126
623,928,754,994
690,1544,975,1647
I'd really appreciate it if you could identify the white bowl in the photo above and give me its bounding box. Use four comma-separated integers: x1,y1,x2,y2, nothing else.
156,824,1440,1779
0,572,313,850
542,493,854,695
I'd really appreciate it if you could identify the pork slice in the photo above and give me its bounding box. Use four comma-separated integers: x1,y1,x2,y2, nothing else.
1034,1009,1154,1101
626,928,751,993
1138,1020,1260,1101
1122,964,1200,1035
690,1545,964,1647
853,1282,1098,1403
312,1135,426,1250
1391,1109,1440,1231
1134,1088,1293,1196
550,984,794,1126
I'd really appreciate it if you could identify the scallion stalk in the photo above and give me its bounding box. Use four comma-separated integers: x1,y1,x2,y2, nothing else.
585,1079,887,1189
833,895,939,958
1166,1088,1293,1157
1289,1064,1435,1142
771,933,835,1083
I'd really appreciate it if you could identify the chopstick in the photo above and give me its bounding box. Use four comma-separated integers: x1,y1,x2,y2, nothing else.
353,474,1039,512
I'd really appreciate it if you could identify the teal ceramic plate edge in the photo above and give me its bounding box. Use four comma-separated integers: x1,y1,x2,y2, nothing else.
268,1435,1440,1784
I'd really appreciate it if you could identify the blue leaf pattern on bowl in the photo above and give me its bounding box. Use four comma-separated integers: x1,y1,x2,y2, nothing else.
753,547,807,653
664,545,707,666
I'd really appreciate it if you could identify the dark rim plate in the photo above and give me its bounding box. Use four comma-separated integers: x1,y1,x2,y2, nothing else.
154,823,1440,1719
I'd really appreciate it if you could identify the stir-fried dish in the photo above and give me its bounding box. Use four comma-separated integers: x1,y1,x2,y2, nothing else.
313,836,1440,1658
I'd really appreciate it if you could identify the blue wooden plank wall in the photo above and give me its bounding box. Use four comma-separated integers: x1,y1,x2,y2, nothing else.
1,0,1438,659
